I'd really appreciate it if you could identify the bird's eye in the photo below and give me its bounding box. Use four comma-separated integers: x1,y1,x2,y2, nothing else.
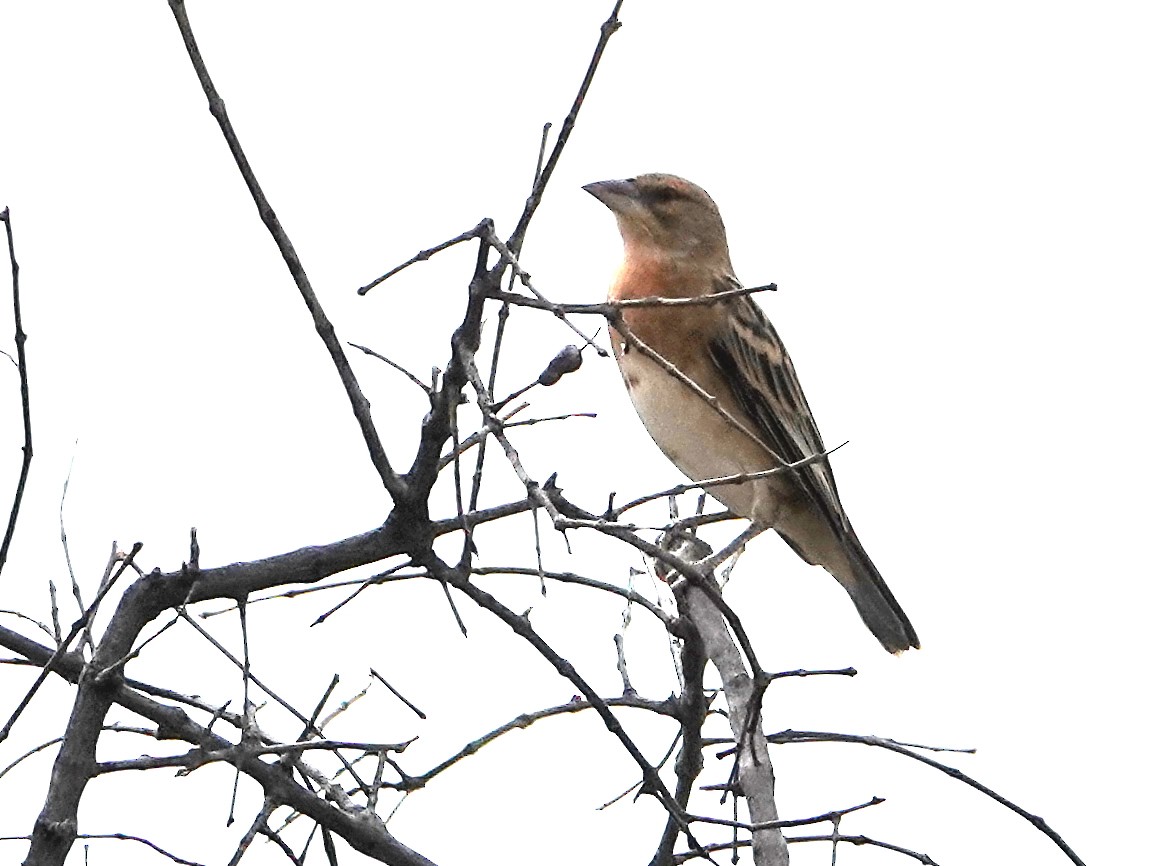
646,186,684,205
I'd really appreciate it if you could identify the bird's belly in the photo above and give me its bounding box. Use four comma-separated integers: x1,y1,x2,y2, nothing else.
619,350,788,524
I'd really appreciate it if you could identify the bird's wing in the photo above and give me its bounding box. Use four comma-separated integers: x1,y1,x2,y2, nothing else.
707,287,850,534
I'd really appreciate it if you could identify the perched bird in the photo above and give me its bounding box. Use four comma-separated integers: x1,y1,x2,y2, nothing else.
584,173,919,653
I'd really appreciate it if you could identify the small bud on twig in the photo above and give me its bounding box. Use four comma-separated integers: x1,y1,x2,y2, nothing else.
537,345,582,386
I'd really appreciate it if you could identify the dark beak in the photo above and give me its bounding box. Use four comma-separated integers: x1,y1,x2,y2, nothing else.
582,178,638,206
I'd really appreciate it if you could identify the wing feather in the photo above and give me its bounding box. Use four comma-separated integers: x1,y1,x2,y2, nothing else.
708,288,850,535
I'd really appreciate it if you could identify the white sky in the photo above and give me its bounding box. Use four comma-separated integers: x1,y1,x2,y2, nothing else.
1,2,1151,864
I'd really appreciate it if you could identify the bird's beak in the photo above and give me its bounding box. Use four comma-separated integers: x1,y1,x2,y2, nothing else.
582,178,638,209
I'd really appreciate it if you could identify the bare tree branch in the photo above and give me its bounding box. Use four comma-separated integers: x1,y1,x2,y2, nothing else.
1,543,142,744
75,834,204,866
2,624,439,866
0,207,32,580
165,0,406,504
409,694,678,789
358,222,490,296
783,833,939,865
670,534,788,866
486,281,778,315
674,833,940,866
505,0,625,256
649,600,708,866
770,730,1086,866
419,549,708,855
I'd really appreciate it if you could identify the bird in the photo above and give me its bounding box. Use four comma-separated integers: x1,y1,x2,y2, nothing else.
583,173,919,654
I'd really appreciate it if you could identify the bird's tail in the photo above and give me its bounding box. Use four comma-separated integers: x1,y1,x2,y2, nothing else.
839,534,920,654
776,513,920,654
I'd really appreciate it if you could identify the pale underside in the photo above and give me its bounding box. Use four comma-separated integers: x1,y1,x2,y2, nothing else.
613,328,858,584
616,339,786,522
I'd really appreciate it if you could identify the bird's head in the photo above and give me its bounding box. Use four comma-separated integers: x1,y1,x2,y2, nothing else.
583,173,732,263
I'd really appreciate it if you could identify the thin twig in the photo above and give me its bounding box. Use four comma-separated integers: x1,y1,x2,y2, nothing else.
175,610,325,738
0,608,54,642
770,730,1086,866
672,834,939,866
357,222,488,295
251,739,413,758
0,207,31,580
317,680,371,730
0,542,142,743
533,123,552,184
81,544,122,654
309,562,415,626
302,675,341,738
449,383,474,570
486,282,777,313
609,444,845,518
0,725,153,781
348,342,432,396
505,0,625,255
92,613,181,682
484,225,607,355
763,666,857,684
369,668,427,720
47,581,61,645
227,596,253,826
167,0,406,502
74,834,205,866
465,268,515,518
410,693,676,788
226,799,277,866
471,566,669,622
438,408,595,471
785,834,939,865
57,449,78,644
687,796,884,832
614,632,635,695
421,549,707,853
